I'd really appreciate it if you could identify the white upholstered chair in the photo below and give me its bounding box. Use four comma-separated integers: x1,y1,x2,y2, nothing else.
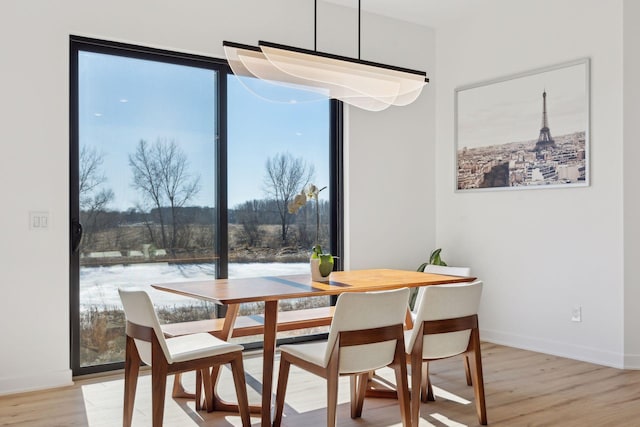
406,280,487,425
273,288,412,427
412,264,472,317
118,288,251,427
413,264,475,387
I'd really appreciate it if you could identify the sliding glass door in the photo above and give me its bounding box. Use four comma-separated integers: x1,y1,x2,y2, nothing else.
70,37,342,375
71,39,223,373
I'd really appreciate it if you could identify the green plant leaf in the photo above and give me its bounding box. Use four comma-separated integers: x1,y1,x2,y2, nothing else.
424,248,447,267
311,245,322,259
429,248,442,264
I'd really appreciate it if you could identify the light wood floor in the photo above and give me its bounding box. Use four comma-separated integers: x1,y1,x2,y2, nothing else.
2,342,640,426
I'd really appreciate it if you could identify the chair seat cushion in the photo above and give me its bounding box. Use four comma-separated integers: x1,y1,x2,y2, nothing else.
280,339,397,374
279,341,328,368
404,329,471,359
166,332,244,363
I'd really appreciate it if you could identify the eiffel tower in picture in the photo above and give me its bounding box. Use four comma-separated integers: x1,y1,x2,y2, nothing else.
535,90,557,152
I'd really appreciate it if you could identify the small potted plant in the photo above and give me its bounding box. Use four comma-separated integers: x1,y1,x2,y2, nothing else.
310,244,334,281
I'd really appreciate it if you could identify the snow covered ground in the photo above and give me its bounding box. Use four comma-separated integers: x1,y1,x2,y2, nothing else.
80,262,308,310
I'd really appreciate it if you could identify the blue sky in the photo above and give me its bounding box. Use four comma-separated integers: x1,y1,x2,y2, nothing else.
79,51,330,211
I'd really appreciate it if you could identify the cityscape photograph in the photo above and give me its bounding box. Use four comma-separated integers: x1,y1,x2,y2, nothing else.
456,60,589,190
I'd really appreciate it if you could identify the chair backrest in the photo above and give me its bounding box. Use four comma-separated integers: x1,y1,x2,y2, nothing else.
422,264,471,277
324,288,410,374
413,264,472,314
118,288,171,365
407,280,483,359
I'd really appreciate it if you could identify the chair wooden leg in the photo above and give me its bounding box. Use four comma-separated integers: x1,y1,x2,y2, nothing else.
421,362,435,402
200,368,213,413
151,338,169,427
470,330,488,425
464,355,473,386
420,362,427,403
194,370,202,411
426,365,435,402
392,360,411,427
123,336,140,427
230,354,252,427
350,373,368,419
410,351,423,427
150,363,168,427
273,355,291,427
209,364,223,410
349,375,357,418
327,369,339,427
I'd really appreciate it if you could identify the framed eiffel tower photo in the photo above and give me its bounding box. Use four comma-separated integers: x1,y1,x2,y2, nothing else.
455,58,590,191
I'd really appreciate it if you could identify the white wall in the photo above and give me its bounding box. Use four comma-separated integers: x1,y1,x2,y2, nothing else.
623,0,640,368
345,11,436,271
0,0,435,394
435,0,626,367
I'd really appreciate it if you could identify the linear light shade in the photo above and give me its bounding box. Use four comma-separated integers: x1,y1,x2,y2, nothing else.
223,41,428,111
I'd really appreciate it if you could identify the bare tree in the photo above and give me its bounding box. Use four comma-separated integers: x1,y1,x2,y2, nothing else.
157,140,200,250
129,138,200,254
235,200,264,247
80,146,104,203
263,152,314,245
79,146,114,248
129,140,167,249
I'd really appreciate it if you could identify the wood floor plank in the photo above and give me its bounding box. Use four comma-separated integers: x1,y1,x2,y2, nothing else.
2,343,640,426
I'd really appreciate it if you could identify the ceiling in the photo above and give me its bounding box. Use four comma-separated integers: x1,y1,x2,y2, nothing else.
323,0,480,28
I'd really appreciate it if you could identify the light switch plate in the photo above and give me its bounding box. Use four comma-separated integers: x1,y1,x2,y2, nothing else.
29,211,50,230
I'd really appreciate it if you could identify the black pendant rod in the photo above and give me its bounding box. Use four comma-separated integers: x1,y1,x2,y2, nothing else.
358,0,361,60
313,0,362,59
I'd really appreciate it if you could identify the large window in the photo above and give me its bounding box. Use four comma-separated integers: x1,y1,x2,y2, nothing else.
70,37,342,375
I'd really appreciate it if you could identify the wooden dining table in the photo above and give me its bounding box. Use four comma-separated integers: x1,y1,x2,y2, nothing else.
152,268,476,426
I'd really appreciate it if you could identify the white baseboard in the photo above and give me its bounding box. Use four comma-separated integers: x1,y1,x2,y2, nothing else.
480,328,626,370
0,335,639,397
0,369,73,396
623,353,640,369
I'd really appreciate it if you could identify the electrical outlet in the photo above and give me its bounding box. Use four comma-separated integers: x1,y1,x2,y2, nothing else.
571,306,582,322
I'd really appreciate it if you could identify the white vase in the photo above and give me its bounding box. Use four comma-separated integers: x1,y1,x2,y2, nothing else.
310,257,330,282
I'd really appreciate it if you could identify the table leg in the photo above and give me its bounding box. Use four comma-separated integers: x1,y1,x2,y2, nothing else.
219,304,240,340
262,300,279,427
175,303,263,414
363,370,400,399
204,302,274,418
171,373,195,399
173,304,242,400
208,304,252,410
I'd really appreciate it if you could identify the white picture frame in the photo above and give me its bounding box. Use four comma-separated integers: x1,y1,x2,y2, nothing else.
455,58,590,191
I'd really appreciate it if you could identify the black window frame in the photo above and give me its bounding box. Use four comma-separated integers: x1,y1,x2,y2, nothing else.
69,36,343,377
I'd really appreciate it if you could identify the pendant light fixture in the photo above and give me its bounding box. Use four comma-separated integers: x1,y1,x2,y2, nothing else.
223,0,429,111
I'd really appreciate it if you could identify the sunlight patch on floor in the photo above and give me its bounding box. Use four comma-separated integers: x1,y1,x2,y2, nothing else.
433,385,471,405
429,412,468,426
